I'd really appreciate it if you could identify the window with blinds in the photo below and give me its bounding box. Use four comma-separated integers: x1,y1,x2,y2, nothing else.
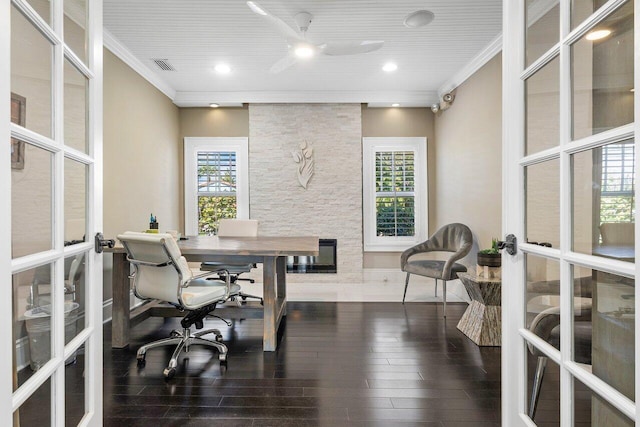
197,151,237,234
375,151,415,236
363,137,427,251
600,142,635,223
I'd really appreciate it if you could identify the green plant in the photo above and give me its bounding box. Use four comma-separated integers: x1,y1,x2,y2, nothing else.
478,238,501,255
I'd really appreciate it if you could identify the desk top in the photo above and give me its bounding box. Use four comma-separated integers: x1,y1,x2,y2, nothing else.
107,235,319,257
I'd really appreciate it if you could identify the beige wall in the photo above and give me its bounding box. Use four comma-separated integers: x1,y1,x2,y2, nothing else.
104,49,181,239
361,107,435,269
433,54,502,261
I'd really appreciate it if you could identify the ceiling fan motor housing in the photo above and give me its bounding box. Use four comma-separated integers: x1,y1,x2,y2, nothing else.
294,12,313,32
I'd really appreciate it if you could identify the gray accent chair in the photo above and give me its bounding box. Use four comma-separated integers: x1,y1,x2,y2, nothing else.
400,223,473,316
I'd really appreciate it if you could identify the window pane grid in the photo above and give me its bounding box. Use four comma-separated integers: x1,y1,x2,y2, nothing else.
197,151,237,195
375,150,415,237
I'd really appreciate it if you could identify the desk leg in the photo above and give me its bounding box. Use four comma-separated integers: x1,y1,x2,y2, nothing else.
111,252,130,348
277,256,287,316
263,256,277,351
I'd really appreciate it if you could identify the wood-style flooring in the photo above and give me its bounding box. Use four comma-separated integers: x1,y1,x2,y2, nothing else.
102,302,502,426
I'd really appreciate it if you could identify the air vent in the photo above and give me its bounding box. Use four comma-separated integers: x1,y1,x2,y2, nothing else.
151,58,175,71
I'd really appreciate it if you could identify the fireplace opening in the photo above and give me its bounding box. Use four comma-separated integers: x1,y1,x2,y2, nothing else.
287,238,337,273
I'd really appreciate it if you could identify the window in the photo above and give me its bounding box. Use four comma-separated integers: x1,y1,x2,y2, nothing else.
363,137,427,251
184,137,249,235
600,142,635,223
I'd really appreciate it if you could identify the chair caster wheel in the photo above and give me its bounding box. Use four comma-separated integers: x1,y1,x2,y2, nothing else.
219,353,227,363
260,299,264,306
215,334,223,342
163,367,176,379
169,330,180,338
241,296,247,301
136,354,146,367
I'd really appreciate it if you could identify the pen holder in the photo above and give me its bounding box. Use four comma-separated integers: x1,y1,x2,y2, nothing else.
149,222,159,230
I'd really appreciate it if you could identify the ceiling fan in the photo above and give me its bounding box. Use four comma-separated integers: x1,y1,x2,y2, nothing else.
246,1,384,73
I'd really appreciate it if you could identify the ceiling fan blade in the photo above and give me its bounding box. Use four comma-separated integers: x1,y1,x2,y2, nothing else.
320,41,384,56
269,55,298,74
246,1,303,42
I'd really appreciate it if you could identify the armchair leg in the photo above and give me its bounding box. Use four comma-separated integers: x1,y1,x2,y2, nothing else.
435,279,438,297
443,280,447,318
529,356,548,420
402,273,410,304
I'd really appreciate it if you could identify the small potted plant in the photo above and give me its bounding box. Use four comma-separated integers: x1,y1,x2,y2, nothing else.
476,238,502,279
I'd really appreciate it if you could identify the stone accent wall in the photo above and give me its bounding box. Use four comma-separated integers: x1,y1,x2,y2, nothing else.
249,104,363,283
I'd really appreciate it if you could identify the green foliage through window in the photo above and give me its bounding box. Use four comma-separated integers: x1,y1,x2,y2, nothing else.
198,196,236,235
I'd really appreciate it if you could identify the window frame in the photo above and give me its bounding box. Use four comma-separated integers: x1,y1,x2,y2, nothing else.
184,137,249,235
362,137,428,252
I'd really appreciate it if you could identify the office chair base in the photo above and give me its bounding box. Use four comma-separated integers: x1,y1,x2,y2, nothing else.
230,292,264,306
136,326,228,378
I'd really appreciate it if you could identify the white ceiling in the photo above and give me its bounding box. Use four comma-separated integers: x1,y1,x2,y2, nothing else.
103,0,503,107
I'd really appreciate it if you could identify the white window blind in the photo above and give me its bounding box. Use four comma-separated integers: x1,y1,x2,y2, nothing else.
600,142,635,223
375,151,416,237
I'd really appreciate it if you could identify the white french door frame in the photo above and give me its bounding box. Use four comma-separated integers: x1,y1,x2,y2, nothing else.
1,0,103,425
502,0,639,425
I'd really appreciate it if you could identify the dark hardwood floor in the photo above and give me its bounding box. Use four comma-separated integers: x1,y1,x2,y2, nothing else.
102,302,502,426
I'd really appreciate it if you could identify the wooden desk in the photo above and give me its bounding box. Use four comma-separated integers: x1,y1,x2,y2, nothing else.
108,235,319,351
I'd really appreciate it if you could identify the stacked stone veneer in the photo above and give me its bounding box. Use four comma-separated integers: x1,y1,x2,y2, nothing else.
249,104,363,283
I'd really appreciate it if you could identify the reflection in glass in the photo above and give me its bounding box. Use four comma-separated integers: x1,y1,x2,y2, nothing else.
64,0,88,63
13,378,51,426
64,253,86,342
526,255,561,330
11,4,53,138
572,2,634,140
574,377,634,426
65,158,87,244
64,61,89,153
66,352,86,425
12,142,53,259
526,57,560,154
572,141,635,259
24,0,51,26
526,160,560,247
526,0,560,67
571,0,609,30
527,343,560,424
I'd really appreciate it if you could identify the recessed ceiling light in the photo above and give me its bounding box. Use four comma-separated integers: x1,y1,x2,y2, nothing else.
294,44,315,59
392,103,400,107
585,29,611,41
383,62,398,72
215,64,231,74
404,10,435,28
209,103,220,108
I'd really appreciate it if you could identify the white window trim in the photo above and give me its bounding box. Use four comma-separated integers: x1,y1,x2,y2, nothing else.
363,137,428,252
184,137,249,236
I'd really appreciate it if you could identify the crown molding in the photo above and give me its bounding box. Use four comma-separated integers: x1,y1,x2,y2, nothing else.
173,90,439,107
438,33,503,97
103,29,177,100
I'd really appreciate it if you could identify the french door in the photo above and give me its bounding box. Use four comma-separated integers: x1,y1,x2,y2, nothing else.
503,0,638,425
1,0,103,425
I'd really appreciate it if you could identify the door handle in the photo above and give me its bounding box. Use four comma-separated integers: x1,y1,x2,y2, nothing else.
498,234,517,255
95,232,115,254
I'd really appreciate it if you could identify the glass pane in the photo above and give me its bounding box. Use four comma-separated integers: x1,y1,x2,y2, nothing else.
66,348,86,426
526,159,560,247
526,0,560,67
527,344,560,424
590,267,634,400
11,4,53,139
376,196,415,236
12,142,53,258
572,141,635,260
198,151,237,193
64,0,87,63
65,158,87,244
25,0,51,26
13,264,53,386
571,0,609,30
526,57,560,154
64,253,85,343
13,379,51,426
64,60,89,153
198,196,237,235
572,2,634,140
526,255,561,330
574,377,634,426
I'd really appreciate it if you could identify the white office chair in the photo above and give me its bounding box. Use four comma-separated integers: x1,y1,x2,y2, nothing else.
117,232,238,379
200,219,263,304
